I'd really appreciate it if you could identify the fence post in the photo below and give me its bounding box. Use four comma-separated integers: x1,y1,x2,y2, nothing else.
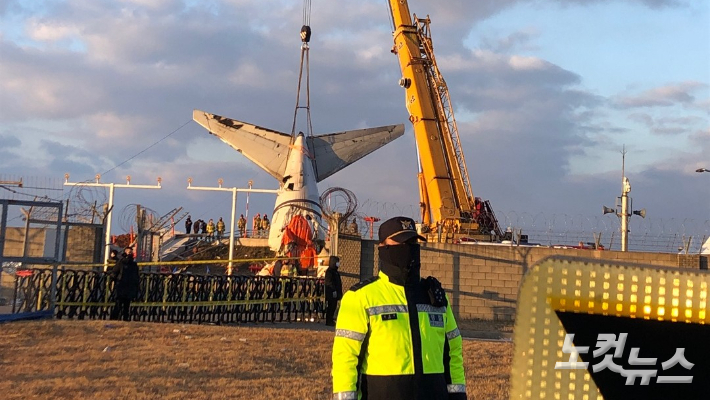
49,264,58,313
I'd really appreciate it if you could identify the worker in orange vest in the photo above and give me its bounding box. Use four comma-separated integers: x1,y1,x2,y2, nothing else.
300,244,317,276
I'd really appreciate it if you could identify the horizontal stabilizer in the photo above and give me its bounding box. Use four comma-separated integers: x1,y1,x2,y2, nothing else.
193,110,293,181
307,124,405,182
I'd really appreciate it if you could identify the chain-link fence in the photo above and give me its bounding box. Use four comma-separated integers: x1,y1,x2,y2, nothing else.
347,202,710,254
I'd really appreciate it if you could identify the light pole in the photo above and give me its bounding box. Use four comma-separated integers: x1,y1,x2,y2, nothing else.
602,148,644,252
65,173,162,270
187,178,277,274
245,180,253,237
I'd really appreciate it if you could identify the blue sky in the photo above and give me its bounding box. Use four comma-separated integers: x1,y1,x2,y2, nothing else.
0,0,708,249
470,1,708,94
464,0,709,174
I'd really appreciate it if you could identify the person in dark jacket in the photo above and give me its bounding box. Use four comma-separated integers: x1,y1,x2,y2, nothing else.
108,249,119,264
324,255,343,326
106,249,120,275
185,215,192,234
110,247,140,321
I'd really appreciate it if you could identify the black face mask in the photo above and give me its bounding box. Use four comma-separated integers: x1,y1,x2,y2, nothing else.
378,243,420,285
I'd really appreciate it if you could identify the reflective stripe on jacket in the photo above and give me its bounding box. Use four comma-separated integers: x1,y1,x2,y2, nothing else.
332,271,466,400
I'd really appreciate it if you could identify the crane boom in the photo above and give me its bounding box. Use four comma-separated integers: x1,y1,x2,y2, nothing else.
387,1,502,240
388,1,460,223
417,16,475,217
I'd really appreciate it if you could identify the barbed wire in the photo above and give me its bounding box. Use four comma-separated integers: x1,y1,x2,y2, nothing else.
0,175,66,225
4,178,708,254
320,187,358,228
356,198,418,221
0,175,63,202
62,184,108,224
347,199,710,254
496,212,710,253
118,204,160,233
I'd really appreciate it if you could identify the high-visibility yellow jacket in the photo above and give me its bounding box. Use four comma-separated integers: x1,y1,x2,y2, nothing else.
332,271,466,400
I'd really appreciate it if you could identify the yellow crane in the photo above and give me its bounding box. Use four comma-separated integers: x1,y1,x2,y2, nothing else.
387,1,502,242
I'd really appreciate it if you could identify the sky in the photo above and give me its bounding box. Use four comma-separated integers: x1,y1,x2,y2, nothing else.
0,0,708,248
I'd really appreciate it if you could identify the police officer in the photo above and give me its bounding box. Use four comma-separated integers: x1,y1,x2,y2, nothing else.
110,247,140,321
332,216,466,400
324,255,343,326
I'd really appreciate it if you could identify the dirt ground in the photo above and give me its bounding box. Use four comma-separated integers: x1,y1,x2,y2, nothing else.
0,320,512,400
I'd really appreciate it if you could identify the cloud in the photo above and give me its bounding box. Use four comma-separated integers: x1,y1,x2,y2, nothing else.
631,0,687,9
628,112,707,136
614,82,707,109
552,0,688,9
478,28,540,53
39,139,106,175
0,134,22,168
26,19,81,42
0,134,21,148
688,127,710,154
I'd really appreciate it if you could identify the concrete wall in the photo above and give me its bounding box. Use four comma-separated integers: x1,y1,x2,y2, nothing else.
0,225,102,304
346,237,709,322
2,227,48,257
64,225,103,263
2,225,102,263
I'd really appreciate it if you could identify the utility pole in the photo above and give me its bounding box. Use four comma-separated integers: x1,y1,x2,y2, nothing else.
602,147,645,252
187,178,277,274
64,173,162,270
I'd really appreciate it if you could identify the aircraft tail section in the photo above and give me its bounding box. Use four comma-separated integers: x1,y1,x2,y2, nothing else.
307,124,405,182
194,109,405,184
193,110,293,181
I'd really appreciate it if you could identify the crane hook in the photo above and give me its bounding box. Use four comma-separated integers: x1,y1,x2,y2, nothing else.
300,25,311,43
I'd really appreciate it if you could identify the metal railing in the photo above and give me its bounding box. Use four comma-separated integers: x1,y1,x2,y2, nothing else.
12,268,325,324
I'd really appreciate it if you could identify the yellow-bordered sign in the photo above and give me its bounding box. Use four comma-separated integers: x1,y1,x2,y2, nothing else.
510,256,710,399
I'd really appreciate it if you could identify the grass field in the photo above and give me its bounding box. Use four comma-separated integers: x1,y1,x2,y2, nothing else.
0,320,512,399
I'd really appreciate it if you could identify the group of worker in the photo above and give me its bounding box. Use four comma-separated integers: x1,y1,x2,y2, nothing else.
184,215,226,242
184,213,271,239
236,213,270,238
255,245,322,278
